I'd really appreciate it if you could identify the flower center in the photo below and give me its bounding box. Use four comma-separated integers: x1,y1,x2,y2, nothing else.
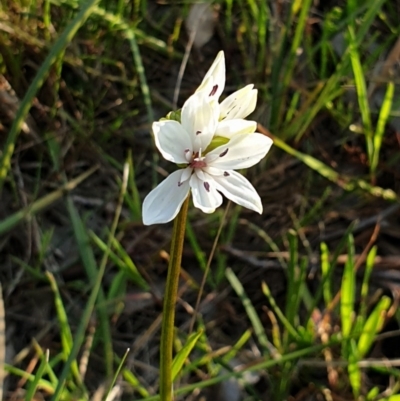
189,151,207,169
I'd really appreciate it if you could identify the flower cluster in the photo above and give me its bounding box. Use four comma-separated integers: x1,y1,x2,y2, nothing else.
143,51,273,225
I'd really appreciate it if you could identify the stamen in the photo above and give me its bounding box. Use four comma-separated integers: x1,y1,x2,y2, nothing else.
209,85,218,96
224,171,230,177
219,148,229,157
196,130,202,135
204,182,210,192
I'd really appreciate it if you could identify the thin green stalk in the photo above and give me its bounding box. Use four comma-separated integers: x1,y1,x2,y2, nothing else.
159,196,190,401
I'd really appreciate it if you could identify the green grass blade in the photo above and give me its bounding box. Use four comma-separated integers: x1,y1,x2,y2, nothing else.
357,245,377,329
320,242,333,305
122,367,150,397
125,28,154,125
60,196,113,387
185,221,207,272
104,348,130,401
31,340,60,388
0,166,98,235
347,25,373,163
172,329,203,382
348,341,362,398
358,296,391,357
354,0,386,49
90,231,149,290
0,0,101,191
46,272,83,387
371,81,394,176
262,282,300,342
341,234,356,341
285,230,298,326
126,149,142,220
380,395,400,401
243,221,287,268
282,0,313,91
226,268,272,356
271,134,398,201
25,350,50,401
221,329,252,364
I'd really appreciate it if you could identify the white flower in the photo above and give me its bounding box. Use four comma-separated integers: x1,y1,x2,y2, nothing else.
142,91,273,225
196,51,258,121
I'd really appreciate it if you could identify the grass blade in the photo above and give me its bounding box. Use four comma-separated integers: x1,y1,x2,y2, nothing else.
46,272,83,388
341,234,356,341
262,282,300,342
358,296,391,357
0,166,98,235
172,329,203,382
348,25,373,162
0,0,101,191
320,242,333,305
269,132,398,202
25,350,50,401
90,231,149,290
226,268,272,356
104,348,130,401
371,81,394,176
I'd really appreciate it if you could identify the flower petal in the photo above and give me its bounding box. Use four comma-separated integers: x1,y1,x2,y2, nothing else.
153,120,193,164
181,91,219,152
190,173,222,213
214,119,256,139
206,133,273,169
220,85,257,120
196,51,225,100
212,170,262,213
142,170,190,225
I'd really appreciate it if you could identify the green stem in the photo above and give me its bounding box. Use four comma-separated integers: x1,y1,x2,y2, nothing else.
159,196,190,401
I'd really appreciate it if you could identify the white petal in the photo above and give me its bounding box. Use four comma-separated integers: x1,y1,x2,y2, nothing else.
180,166,193,183
203,166,224,176
142,170,190,225
190,173,222,213
196,51,225,100
206,133,273,169
214,119,256,139
212,170,262,213
220,85,257,120
153,120,192,164
181,91,219,152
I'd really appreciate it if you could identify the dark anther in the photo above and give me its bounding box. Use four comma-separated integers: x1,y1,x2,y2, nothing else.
204,182,210,192
223,171,230,177
209,85,218,96
219,148,229,157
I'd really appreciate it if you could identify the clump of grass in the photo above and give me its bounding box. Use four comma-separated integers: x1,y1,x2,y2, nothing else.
0,0,399,400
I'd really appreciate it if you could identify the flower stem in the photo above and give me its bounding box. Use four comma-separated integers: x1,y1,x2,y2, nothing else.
159,196,190,401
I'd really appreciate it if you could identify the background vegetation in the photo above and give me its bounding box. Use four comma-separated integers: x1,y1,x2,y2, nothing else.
0,0,400,400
